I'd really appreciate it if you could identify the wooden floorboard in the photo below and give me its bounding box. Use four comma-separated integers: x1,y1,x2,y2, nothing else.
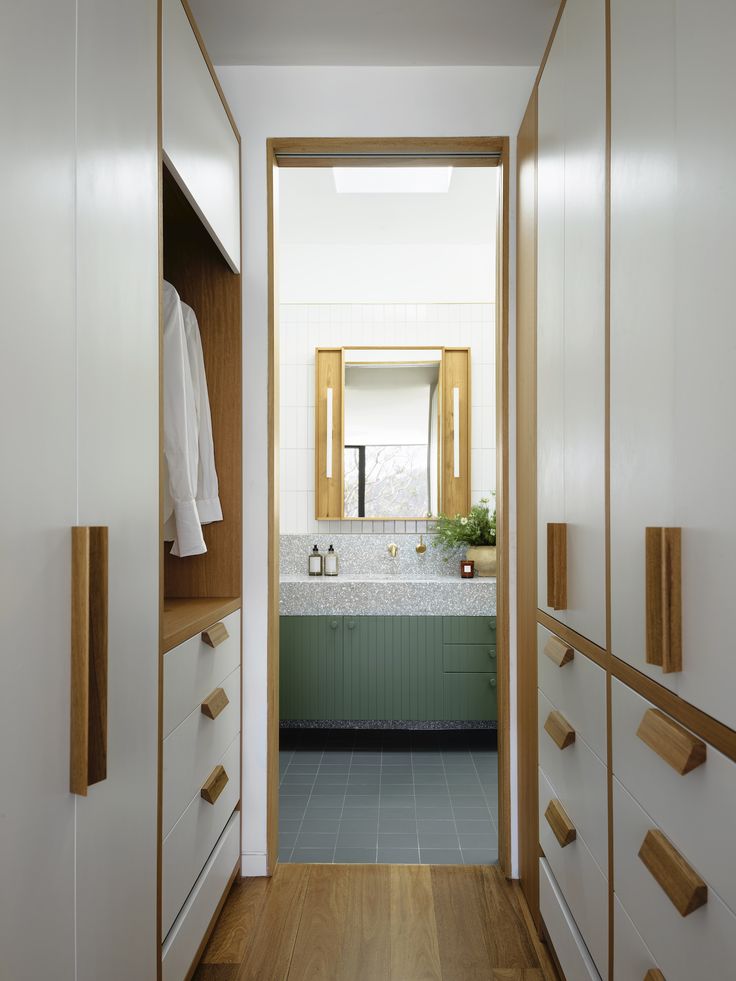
193,865,560,981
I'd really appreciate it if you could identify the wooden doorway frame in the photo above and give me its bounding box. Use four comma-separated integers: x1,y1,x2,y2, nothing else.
266,136,511,875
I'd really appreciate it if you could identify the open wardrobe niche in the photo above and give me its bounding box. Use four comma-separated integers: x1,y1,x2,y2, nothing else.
157,0,243,975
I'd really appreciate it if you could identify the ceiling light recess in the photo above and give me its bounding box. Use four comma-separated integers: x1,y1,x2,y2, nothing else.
332,166,452,194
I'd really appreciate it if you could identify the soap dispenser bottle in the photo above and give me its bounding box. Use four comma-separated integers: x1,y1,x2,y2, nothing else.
308,545,323,576
325,544,338,576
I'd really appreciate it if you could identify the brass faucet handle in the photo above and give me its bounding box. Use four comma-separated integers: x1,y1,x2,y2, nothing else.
387,543,398,558
415,535,427,554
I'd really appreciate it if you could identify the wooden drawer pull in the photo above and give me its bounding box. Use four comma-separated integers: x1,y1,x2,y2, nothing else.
638,829,707,916
547,522,568,610
544,798,576,848
544,710,576,750
543,635,574,667
202,621,229,648
644,970,666,981
636,708,706,775
201,764,229,805
201,687,229,721
70,526,109,796
645,527,682,673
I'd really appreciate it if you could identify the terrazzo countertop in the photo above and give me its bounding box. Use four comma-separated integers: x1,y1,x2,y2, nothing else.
279,574,497,617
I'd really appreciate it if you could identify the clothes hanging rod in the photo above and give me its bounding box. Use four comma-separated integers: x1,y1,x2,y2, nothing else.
274,152,502,160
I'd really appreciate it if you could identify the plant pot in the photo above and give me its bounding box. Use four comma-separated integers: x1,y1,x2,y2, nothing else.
465,545,497,577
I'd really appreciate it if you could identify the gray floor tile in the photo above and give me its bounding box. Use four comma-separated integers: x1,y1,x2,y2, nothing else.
334,848,377,863
455,819,495,834
419,833,460,849
279,848,293,861
415,807,454,820
420,849,464,864
305,794,344,805
299,818,341,833
279,833,298,848
378,833,418,848
378,848,420,864
279,818,303,833
337,832,377,847
461,849,499,865
379,806,415,819
458,834,497,849
452,806,493,820
295,832,338,848
417,818,457,833
291,848,335,863
339,818,379,832
378,818,417,834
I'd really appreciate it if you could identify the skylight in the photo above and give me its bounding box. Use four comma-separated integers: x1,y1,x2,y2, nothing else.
332,166,453,194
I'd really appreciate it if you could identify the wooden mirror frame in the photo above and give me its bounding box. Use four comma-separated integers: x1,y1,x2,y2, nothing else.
315,346,470,521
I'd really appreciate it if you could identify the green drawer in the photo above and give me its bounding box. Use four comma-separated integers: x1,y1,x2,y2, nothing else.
443,616,497,645
443,643,497,672
443,672,497,720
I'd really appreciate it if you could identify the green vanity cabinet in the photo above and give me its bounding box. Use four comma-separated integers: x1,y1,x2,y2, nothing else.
280,615,497,723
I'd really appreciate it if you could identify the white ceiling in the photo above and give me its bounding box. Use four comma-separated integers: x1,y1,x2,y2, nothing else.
189,0,559,67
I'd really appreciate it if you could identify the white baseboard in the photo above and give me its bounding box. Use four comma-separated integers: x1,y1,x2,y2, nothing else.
241,851,268,877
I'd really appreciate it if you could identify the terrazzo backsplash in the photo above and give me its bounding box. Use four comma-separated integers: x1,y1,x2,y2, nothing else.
280,533,465,578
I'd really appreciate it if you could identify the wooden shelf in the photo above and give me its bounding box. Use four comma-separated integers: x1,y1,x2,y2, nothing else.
162,596,240,653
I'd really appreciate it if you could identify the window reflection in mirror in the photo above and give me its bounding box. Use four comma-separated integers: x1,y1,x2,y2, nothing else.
343,358,440,519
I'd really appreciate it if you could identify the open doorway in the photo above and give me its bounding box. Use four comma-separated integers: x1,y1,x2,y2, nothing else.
267,138,510,873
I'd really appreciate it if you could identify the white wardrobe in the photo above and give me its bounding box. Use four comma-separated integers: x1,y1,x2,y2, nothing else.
1,2,159,980
0,2,242,979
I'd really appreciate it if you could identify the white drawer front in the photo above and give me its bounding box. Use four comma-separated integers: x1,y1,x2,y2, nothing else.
162,811,239,981
539,858,601,981
162,735,240,938
539,768,608,978
163,666,240,838
612,678,736,917
164,610,240,737
537,623,607,761
538,689,608,872
613,777,736,981
613,895,660,981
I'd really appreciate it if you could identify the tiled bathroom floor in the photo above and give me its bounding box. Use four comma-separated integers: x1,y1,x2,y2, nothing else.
279,730,498,865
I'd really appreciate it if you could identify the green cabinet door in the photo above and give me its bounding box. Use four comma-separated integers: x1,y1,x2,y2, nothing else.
444,673,497,720
280,615,343,719
443,615,497,645
342,616,445,721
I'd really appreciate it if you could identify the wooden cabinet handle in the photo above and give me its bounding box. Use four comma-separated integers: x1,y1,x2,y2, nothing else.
544,710,576,750
544,798,576,848
547,522,567,610
201,687,229,721
202,621,229,648
201,764,229,805
70,526,108,796
543,634,574,667
645,527,682,673
644,971,666,981
638,829,707,916
636,708,706,775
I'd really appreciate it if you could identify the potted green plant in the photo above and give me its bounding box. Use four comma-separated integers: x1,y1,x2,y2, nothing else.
432,497,497,576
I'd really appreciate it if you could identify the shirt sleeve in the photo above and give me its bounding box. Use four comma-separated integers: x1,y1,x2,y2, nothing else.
162,283,206,557
182,303,222,525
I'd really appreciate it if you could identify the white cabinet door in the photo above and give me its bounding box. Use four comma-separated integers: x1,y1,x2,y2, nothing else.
74,1,160,978
162,0,241,272
610,0,736,728
537,0,607,647
0,5,78,980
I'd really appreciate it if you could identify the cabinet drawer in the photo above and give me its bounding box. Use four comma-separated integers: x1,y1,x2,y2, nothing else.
613,777,736,981
612,678,736,916
538,690,607,872
163,667,240,838
613,895,660,981
443,643,497,672
164,610,240,737
443,673,497,720
539,858,601,981
443,616,496,645
162,735,240,938
537,623,606,761
539,768,608,978
162,811,239,981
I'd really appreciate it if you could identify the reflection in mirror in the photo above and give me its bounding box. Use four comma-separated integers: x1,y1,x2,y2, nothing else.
343,361,440,518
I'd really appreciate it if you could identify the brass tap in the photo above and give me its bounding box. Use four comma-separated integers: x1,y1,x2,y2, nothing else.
415,535,427,554
387,543,398,558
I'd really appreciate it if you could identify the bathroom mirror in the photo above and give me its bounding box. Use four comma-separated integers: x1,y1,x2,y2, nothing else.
315,346,471,521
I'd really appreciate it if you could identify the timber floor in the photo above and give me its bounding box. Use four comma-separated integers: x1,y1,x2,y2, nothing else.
193,863,559,981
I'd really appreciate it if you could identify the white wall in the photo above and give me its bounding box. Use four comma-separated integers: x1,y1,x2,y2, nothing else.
217,64,536,877
280,302,496,534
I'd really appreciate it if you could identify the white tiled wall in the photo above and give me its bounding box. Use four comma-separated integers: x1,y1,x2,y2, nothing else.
280,302,496,534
